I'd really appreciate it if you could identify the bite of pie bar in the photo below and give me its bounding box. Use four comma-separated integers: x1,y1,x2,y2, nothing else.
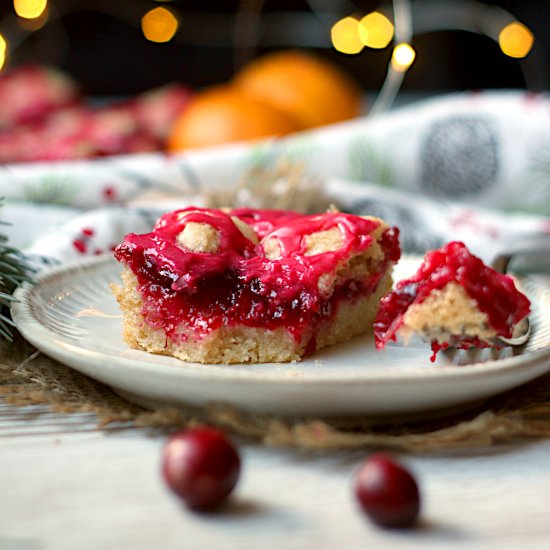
112,207,400,364
374,241,531,360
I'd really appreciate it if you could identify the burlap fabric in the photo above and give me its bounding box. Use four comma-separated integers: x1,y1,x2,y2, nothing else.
3,334,550,452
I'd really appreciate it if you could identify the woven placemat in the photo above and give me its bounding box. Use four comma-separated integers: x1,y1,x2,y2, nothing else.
3,334,550,452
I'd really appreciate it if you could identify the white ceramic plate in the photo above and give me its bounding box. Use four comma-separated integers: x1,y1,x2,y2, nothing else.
11,256,550,418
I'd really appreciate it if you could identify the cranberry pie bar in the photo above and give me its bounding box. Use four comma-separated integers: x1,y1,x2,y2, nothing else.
112,207,400,363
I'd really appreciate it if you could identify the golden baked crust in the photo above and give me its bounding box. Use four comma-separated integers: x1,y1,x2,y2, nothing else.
398,281,496,344
111,269,393,364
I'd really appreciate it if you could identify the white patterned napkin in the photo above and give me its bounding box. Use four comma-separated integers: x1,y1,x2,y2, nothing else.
0,90,548,268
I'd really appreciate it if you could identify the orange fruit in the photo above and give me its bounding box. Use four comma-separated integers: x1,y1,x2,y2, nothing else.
166,85,300,151
233,50,362,129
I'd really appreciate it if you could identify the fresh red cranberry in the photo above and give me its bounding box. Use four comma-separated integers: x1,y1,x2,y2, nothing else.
161,427,241,510
354,453,421,528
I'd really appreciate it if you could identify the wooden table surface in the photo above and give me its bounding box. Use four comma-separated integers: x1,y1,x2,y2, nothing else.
2,397,550,550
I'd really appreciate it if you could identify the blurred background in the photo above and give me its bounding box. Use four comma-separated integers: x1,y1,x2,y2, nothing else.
0,0,548,96
0,1,549,235
1,0,550,164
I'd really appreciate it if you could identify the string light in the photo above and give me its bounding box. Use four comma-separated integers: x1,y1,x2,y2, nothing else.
0,34,6,71
391,43,416,72
141,6,179,43
358,12,394,49
13,0,48,20
330,16,364,55
499,22,534,59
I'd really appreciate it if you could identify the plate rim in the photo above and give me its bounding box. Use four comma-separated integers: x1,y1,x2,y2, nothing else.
11,254,550,389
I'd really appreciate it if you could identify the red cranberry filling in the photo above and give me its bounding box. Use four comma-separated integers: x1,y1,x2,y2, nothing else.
115,207,400,348
374,241,531,355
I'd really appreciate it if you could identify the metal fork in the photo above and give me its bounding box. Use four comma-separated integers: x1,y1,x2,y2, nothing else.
485,235,550,346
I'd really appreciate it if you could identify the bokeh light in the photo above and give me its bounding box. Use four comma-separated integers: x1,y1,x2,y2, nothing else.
499,22,534,59
391,43,416,72
358,12,394,49
331,16,364,55
0,34,6,71
13,0,47,20
141,6,179,43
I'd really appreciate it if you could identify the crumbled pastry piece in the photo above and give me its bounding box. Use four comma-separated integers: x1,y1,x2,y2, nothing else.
304,227,343,256
176,222,220,253
262,237,281,260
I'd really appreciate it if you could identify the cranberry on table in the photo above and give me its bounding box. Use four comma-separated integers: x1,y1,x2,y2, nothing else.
353,453,421,528
161,427,241,510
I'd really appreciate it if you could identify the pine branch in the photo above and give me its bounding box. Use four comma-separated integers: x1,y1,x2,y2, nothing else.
0,200,35,341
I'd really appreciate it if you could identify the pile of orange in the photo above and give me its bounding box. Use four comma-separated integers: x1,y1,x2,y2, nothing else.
166,50,362,151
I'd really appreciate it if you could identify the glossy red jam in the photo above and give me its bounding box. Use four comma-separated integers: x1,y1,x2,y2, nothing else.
374,241,531,358
115,207,400,348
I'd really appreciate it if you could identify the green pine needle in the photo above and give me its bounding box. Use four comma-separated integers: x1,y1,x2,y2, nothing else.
0,200,35,341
